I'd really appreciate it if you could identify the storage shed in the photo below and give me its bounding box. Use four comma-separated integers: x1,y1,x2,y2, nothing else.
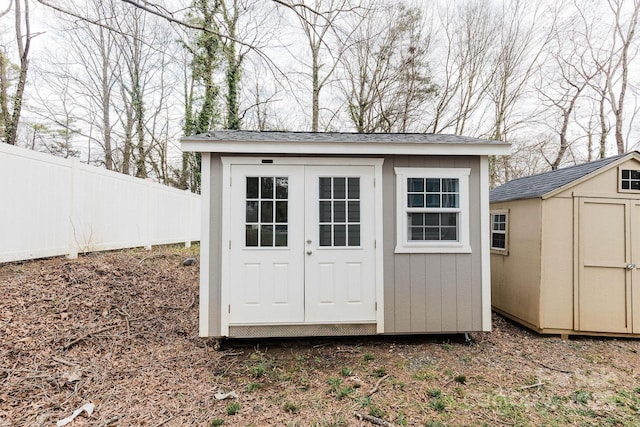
490,151,640,337
181,130,510,339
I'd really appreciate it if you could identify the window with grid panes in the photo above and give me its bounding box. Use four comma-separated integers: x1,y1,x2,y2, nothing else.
245,176,288,247
490,211,508,252
394,167,471,253
318,177,361,247
620,169,640,191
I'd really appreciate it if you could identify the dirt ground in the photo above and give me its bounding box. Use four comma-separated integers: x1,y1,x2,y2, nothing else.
1,245,640,427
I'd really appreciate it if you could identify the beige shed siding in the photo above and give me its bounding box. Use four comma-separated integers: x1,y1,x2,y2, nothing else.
540,197,574,330
384,155,483,333
490,198,542,327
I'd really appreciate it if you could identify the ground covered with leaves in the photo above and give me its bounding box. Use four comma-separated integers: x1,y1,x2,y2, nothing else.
1,246,640,426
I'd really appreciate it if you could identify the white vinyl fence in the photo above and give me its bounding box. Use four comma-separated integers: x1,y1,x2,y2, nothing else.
0,143,201,263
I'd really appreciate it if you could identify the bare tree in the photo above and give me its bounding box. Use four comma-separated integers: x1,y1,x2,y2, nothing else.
537,18,598,170
285,0,360,132
340,3,436,133
429,0,497,135
602,0,640,153
4,0,33,145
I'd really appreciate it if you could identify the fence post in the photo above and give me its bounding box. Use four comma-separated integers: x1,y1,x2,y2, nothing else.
67,158,79,259
145,179,152,250
185,189,192,248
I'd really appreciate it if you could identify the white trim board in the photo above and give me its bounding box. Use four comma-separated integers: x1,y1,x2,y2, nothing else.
182,140,511,157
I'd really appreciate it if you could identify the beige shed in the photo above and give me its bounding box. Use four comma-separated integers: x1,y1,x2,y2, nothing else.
181,130,510,340
490,151,640,338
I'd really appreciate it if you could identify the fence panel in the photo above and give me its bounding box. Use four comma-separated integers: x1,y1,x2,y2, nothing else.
0,143,201,263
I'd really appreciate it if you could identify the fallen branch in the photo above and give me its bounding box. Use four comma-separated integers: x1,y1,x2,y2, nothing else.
367,374,390,397
519,382,544,390
219,351,243,357
138,253,180,265
152,416,174,427
535,361,573,374
354,411,392,427
52,357,79,367
335,348,360,354
115,307,131,337
99,415,122,427
63,324,119,350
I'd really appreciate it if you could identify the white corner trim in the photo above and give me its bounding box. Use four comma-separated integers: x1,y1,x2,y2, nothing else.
374,161,385,333
480,156,492,331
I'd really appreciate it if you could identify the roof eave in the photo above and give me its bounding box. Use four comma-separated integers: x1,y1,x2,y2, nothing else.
180,139,511,156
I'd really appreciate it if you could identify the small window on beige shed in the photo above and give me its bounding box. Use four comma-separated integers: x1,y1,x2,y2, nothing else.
619,168,640,192
490,210,508,254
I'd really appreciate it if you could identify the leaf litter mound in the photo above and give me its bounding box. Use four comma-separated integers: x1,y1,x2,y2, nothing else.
1,246,640,426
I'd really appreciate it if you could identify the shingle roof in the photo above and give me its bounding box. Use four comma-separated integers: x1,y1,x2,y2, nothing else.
490,152,634,203
185,130,505,145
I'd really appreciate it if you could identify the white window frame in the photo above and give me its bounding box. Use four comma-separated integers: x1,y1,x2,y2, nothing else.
394,167,471,254
490,209,509,255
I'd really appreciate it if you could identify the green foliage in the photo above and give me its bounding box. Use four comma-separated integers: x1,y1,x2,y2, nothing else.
250,363,267,378
226,402,240,415
327,377,354,400
572,390,592,405
430,397,446,412
283,401,299,413
454,375,466,385
373,367,387,378
363,353,374,362
413,369,436,381
340,366,353,377
247,382,262,392
210,419,224,426
427,389,442,398
368,406,385,418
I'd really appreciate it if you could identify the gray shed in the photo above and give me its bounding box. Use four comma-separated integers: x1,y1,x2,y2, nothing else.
181,130,510,339
490,151,640,337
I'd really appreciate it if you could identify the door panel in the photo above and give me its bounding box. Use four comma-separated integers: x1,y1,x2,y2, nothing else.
229,163,377,325
577,198,631,333
304,166,376,322
229,165,305,323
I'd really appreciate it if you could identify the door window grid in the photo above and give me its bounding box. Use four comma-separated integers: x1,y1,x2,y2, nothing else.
245,176,288,247
407,177,459,242
621,169,640,191
318,177,361,247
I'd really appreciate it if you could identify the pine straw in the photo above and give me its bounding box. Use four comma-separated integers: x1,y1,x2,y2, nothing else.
2,247,640,426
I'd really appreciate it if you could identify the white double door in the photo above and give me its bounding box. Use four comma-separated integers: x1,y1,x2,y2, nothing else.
228,163,376,324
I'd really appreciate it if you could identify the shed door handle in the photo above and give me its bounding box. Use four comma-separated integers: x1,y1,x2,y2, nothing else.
627,264,636,270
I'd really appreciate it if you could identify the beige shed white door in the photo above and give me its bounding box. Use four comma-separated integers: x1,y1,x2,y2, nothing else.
228,164,376,324
576,198,638,333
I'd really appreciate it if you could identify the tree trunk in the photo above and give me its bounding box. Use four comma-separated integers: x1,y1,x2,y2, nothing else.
6,0,31,146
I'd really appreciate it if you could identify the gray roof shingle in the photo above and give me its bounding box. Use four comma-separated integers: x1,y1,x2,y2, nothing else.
490,152,634,203
184,130,506,146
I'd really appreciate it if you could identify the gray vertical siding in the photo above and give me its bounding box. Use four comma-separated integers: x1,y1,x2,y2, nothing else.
383,155,483,333
207,155,223,336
